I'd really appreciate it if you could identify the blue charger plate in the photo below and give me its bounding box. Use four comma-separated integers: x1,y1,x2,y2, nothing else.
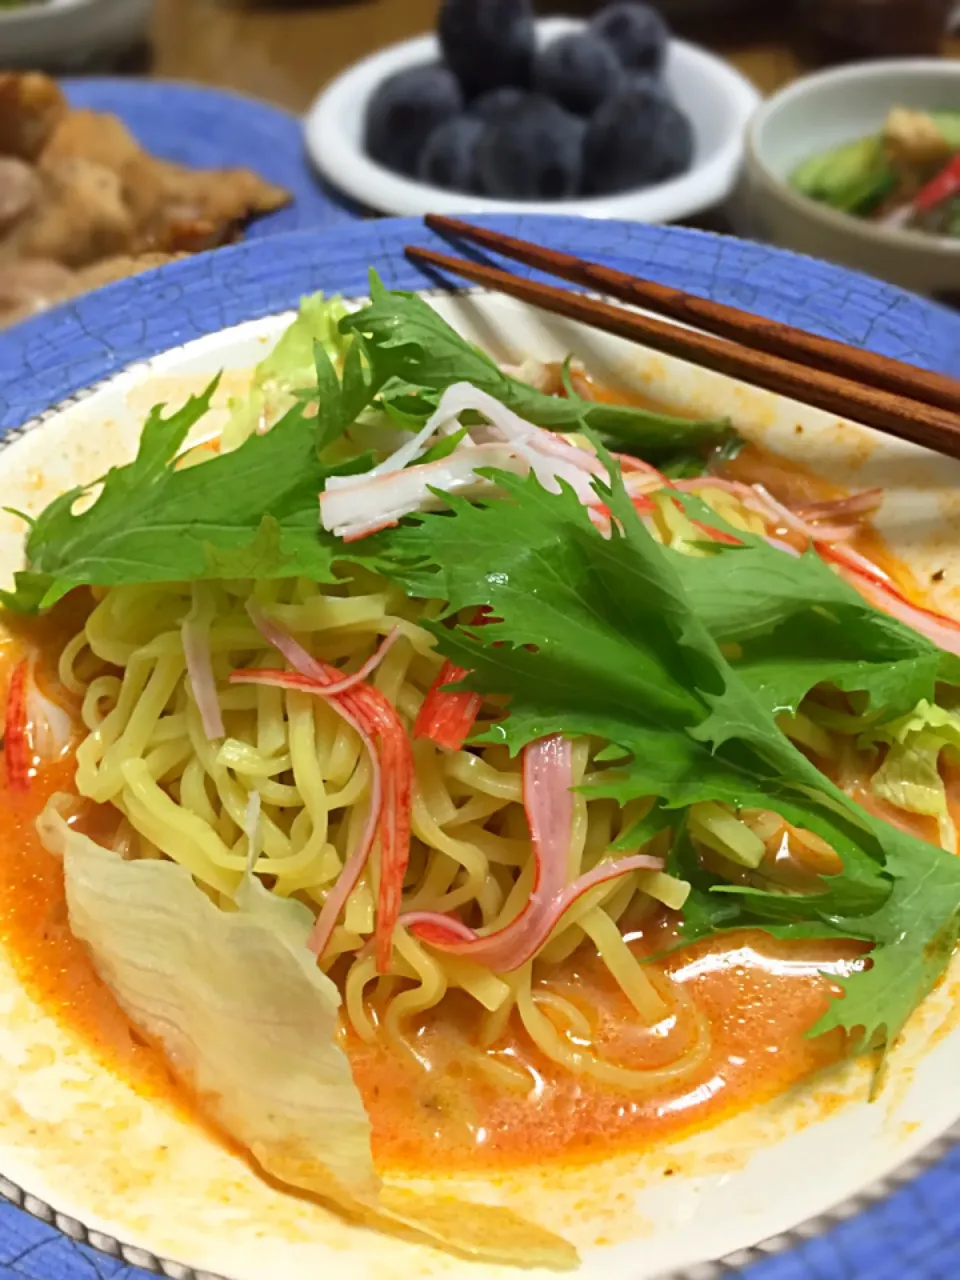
62,77,365,234
0,216,958,1279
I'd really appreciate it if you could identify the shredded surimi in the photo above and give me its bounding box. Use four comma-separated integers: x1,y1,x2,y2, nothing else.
403,735,663,970
320,442,523,540
319,383,615,540
182,585,224,740
234,606,412,969
4,655,75,791
317,382,960,666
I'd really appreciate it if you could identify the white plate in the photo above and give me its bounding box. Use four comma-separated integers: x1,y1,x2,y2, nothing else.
0,275,958,1280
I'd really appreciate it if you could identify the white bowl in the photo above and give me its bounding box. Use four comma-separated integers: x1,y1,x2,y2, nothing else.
304,17,761,221
737,59,960,294
0,0,153,69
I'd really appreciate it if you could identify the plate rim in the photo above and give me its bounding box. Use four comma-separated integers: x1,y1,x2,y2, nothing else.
0,214,959,1280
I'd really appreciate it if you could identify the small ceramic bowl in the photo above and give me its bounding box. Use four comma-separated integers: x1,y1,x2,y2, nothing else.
0,0,153,68
737,59,960,295
304,16,761,221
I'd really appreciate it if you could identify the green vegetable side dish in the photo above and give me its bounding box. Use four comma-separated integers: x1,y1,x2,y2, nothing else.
4,278,960,1265
791,107,960,233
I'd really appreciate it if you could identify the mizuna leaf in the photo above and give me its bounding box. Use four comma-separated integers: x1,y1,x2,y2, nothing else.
2,400,346,611
368,460,960,1055
340,273,734,456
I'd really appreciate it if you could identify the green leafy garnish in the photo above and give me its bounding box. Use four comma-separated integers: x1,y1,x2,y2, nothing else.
341,272,735,456
371,462,960,1055
415,425,468,466
0,386,347,613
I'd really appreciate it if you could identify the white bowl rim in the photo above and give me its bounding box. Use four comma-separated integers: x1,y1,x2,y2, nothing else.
304,20,761,221
746,57,960,257
0,0,119,23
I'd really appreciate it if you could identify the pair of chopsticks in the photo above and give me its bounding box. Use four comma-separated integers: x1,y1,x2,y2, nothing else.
405,215,960,460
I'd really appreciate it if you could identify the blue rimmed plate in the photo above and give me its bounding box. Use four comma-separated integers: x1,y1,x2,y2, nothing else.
0,218,958,1280
62,77,365,234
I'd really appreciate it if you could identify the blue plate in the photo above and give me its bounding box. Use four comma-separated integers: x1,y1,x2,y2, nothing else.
62,77,365,235
0,217,958,1279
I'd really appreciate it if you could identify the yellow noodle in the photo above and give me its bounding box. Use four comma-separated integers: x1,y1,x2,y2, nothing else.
444,751,524,801
531,989,592,1039
344,879,375,934
382,931,449,1064
443,955,510,1011
61,572,716,1093
344,955,380,1042
58,630,93,697
215,739,292,777
478,994,515,1049
81,675,122,730
579,907,666,1023
445,791,511,829
401,850,469,914
517,966,711,1091
462,1045,534,1093
411,790,489,904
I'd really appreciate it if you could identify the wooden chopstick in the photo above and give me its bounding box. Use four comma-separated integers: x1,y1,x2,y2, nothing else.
423,214,960,418
405,240,960,461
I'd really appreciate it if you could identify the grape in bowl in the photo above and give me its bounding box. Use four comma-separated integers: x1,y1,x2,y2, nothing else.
304,9,760,220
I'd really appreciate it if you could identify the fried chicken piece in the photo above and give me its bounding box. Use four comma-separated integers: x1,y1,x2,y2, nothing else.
20,159,136,268
39,108,290,248
72,251,184,292
0,73,68,161
39,109,166,230
0,78,290,324
40,107,142,172
0,157,41,234
153,217,238,254
150,159,291,230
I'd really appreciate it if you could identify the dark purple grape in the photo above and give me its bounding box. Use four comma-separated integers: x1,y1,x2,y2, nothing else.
590,2,670,76
476,95,584,200
438,0,536,99
470,87,528,126
534,33,626,117
365,64,463,177
582,81,693,195
417,116,484,192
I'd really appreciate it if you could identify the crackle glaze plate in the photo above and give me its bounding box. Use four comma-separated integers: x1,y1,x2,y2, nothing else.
0,218,958,1280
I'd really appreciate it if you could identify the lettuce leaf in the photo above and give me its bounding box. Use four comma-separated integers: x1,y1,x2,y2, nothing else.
222,293,350,451
38,794,377,1198
37,797,576,1269
871,731,956,849
869,698,960,751
866,700,960,851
